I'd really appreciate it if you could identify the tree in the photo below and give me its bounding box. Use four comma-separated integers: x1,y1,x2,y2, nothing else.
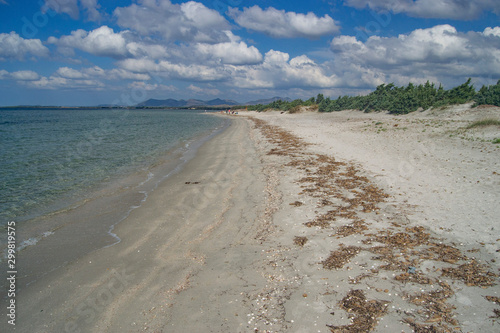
316,93,324,105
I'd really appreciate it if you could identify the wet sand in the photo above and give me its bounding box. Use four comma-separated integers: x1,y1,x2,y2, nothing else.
3,105,500,332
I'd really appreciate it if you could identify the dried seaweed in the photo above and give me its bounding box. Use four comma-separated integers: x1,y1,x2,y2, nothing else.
328,290,388,333
441,260,498,286
404,318,451,333
405,281,457,327
335,220,369,238
485,296,500,305
395,272,433,284
370,227,430,249
426,243,464,264
322,246,362,270
250,116,498,333
294,236,308,247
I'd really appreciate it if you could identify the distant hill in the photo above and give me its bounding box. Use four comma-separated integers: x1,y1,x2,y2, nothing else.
137,98,239,107
136,96,292,107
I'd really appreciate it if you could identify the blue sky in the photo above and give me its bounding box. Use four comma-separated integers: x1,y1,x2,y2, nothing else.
0,0,499,106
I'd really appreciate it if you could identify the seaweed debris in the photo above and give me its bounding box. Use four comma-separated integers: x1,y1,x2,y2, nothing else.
327,289,388,333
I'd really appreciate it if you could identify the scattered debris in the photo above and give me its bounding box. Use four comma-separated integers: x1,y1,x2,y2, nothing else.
328,289,389,332
249,116,499,333
293,236,308,247
322,246,362,270
442,260,498,287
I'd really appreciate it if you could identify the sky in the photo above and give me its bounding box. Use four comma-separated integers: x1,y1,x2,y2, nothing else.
0,0,499,106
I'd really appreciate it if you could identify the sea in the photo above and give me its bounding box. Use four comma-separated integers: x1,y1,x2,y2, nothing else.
0,108,229,257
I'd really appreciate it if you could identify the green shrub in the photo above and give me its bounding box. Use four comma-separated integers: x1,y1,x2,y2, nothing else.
466,119,500,129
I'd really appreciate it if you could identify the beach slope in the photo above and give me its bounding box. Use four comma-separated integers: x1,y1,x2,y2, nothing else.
4,105,500,333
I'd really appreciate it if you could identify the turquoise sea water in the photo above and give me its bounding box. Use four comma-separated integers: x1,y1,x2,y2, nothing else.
0,108,226,226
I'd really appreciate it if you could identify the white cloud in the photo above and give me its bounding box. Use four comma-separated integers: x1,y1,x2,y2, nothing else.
44,0,79,19
48,26,128,58
126,42,168,59
484,27,500,37
231,50,340,89
194,31,262,65
49,26,171,60
128,81,177,91
330,25,500,87
229,6,340,39
117,58,231,82
56,66,87,79
188,84,221,96
11,70,40,81
0,32,49,61
80,0,102,21
23,75,105,90
43,0,102,21
0,66,150,92
344,0,500,20
108,69,150,81
117,58,159,73
157,60,229,81
114,0,230,43
117,47,340,91
55,66,150,81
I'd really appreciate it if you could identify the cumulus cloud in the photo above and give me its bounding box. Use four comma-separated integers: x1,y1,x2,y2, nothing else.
229,6,340,39
80,0,102,21
231,50,340,89
13,65,152,90
126,42,168,59
55,66,150,81
48,26,128,58
43,0,102,21
116,47,341,90
49,26,171,60
157,60,229,81
11,70,40,81
188,84,221,96
7,69,105,90
56,66,89,79
194,31,262,65
117,57,231,82
26,76,105,90
330,25,500,87
114,0,230,43
128,81,177,91
0,32,49,61
344,0,500,20
484,27,500,37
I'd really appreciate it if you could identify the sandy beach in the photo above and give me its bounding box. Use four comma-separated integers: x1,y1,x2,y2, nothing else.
4,105,500,332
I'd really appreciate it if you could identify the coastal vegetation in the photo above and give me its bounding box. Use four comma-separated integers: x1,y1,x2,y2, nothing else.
466,119,500,129
247,79,500,114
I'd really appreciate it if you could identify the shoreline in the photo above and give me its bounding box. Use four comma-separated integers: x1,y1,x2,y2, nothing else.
2,107,499,332
0,115,231,315
0,113,230,253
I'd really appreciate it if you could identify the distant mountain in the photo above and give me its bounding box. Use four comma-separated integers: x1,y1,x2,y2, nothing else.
137,98,187,107
205,98,240,106
136,96,292,107
137,98,239,107
244,96,292,105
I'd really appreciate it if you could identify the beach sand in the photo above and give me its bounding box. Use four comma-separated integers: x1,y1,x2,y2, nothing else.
4,105,500,332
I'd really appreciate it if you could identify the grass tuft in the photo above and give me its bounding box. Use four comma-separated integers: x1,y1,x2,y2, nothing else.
466,119,500,129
